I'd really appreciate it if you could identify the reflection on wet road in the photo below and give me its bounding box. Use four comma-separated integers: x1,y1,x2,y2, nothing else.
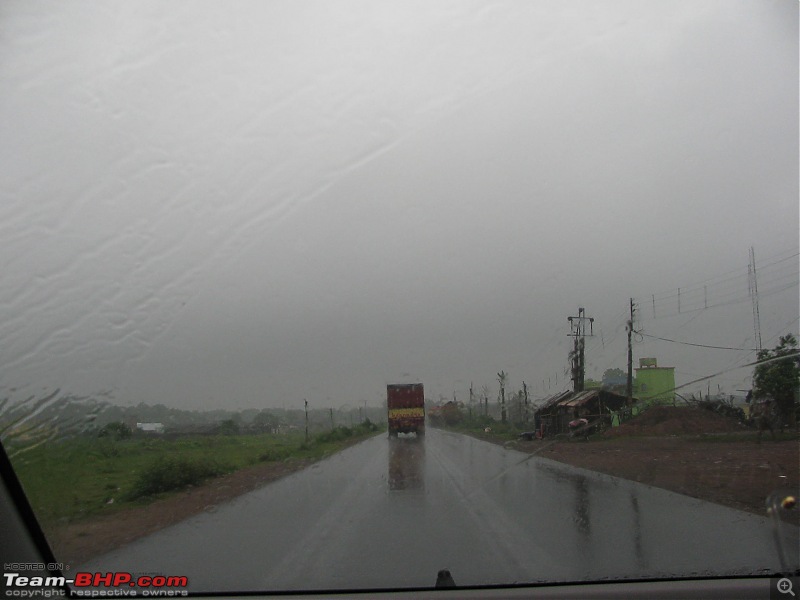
388,436,425,491
82,429,796,592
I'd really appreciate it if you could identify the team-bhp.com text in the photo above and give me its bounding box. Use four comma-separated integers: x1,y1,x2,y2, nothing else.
4,573,189,598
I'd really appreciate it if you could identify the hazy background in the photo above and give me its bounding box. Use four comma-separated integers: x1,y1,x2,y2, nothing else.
1,0,797,411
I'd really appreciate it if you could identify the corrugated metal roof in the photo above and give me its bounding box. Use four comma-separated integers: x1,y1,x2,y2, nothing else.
561,390,600,407
535,390,573,412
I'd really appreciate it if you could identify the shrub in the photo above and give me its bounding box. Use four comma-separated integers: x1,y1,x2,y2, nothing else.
315,426,355,444
216,419,240,435
127,457,228,499
358,418,378,432
258,448,291,462
98,422,132,440
94,441,121,458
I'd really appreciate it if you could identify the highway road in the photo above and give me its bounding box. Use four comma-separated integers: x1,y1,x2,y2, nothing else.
81,428,794,593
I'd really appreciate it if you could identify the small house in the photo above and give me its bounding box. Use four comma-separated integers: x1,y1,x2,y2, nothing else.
534,389,629,436
136,422,165,434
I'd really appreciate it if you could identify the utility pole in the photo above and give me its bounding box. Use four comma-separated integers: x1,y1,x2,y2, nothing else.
497,371,508,423
329,407,334,430
568,307,594,392
522,381,529,424
626,299,636,405
304,399,309,443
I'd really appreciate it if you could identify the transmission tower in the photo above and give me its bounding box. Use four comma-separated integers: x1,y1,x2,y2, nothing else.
748,247,763,352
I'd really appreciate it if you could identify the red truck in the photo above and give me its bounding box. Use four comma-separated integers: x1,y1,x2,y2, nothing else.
387,383,425,437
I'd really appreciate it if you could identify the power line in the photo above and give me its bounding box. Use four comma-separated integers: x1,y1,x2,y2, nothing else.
633,350,800,402
640,333,760,351
639,278,798,321
583,306,630,356
645,249,799,302
656,351,800,400
635,249,798,321
703,316,800,391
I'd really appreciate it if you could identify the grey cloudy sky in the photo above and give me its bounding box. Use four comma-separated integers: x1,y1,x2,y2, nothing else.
1,0,797,411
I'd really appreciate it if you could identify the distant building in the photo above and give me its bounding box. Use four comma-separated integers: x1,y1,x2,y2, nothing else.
635,358,675,405
136,422,165,434
533,389,628,436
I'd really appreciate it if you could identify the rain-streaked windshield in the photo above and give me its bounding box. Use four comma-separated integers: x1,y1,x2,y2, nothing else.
1,0,798,594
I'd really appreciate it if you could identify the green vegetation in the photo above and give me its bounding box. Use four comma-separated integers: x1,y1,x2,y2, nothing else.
752,334,800,428
128,457,230,498
316,419,378,444
10,420,383,526
97,421,132,440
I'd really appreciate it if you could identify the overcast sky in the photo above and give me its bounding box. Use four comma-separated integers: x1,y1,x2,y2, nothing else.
1,0,797,411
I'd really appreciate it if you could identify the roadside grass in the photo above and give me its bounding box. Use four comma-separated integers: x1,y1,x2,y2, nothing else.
10,421,383,526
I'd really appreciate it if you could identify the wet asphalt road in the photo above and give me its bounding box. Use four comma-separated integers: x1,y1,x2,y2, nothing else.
82,429,796,592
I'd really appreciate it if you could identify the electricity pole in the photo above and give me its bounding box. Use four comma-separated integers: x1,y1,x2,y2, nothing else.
522,381,529,424
469,382,474,420
568,307,594,392
497,371,508,423
626,299,636,405
304,399,309,443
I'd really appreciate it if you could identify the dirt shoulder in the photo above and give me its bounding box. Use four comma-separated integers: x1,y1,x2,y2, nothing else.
468,406,799,523
517,435,798,521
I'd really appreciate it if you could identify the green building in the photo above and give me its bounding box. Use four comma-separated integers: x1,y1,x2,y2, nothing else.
635,357,675,405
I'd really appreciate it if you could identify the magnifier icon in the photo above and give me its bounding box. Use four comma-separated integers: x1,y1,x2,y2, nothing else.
778,578,796,596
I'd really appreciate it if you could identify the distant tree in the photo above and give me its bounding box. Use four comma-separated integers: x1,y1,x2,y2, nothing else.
217,419,240,435
252,411,279,433
752,334,800,429
509,390,525,425
480,385,491,417
602,368,625,383
98,421,132,440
